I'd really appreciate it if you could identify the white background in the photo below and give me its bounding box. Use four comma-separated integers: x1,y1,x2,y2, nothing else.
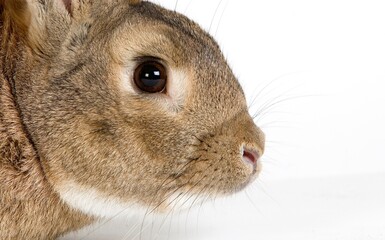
63,1,385,239
156,0,385,181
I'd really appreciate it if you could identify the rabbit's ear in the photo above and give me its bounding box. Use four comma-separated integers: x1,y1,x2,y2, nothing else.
1,0,31,33
2,0,91,55
2,0,74,31
62,0,72,14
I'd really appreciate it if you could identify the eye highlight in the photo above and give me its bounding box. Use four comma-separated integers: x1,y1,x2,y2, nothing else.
133,61,167,93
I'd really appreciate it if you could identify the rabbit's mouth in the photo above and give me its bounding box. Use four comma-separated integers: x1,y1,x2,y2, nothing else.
166,114,265,198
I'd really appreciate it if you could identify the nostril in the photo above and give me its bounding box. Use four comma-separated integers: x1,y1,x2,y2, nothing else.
242,148,259,165
243,151,255,164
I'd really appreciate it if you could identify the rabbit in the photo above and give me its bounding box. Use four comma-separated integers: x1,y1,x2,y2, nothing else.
0,0,265,239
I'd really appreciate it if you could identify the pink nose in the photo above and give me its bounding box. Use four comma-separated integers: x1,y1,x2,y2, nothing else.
242,148,260,166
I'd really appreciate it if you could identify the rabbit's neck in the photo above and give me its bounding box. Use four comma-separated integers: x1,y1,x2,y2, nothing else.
0,81,94,237
0,70,42,177
1,9,24,84
0,7,42,180
0,12,95,239
0,15,48,202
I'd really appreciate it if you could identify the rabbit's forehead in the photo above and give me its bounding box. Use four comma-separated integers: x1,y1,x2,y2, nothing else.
107,18,235,84
108,23,218,68
108,23,185,66
105,2,222,67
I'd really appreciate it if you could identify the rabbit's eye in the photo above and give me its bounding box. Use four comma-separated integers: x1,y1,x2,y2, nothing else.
134,61,167,93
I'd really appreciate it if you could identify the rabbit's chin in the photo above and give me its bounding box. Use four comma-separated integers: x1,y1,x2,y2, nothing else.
56,181,207,219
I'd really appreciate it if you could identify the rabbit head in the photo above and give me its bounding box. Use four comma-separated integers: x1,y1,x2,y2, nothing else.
5,0,265,217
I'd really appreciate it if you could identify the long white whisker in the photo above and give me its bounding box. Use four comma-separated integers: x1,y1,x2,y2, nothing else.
214,0,229,37
79,203,135,240
174,0,179,11
183,0,193,14
244,189,264,216
209,0,224,33
248,72,304,110
252,83,306,119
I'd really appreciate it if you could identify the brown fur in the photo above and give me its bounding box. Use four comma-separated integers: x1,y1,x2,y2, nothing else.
0,0,265,239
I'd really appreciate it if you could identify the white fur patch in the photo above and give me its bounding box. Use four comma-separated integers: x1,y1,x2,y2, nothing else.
58,181,149,219
58,182,207,218
120,67,137,94
165,69,189,110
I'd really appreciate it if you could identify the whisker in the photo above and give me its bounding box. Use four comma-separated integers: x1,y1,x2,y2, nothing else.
260,120,300,131
195,190,214,231
122,219,142,240
182,183,208,223
125,158,198,239
166,208,175,240
79,203,135,240
260,155,280,164
150,174,209,239
244,189,264,216
248,72,304,110
184,190,206,236
121,158,202,239
183,0,193,14
164,174,209,212
253,94,318,122
180,180,214,237
174,0,179,11
252,83,306,118
255,179,278,205
214,0,229,37
138,183,183,240
79,133,216,239
133,216,155,240
252,94,297,121
134,140,214,238
209,0,224,33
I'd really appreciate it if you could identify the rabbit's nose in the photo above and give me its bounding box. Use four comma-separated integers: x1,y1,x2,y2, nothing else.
241,147,260,169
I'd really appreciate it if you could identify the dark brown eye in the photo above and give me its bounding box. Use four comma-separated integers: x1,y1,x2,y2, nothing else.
134,61,167,93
